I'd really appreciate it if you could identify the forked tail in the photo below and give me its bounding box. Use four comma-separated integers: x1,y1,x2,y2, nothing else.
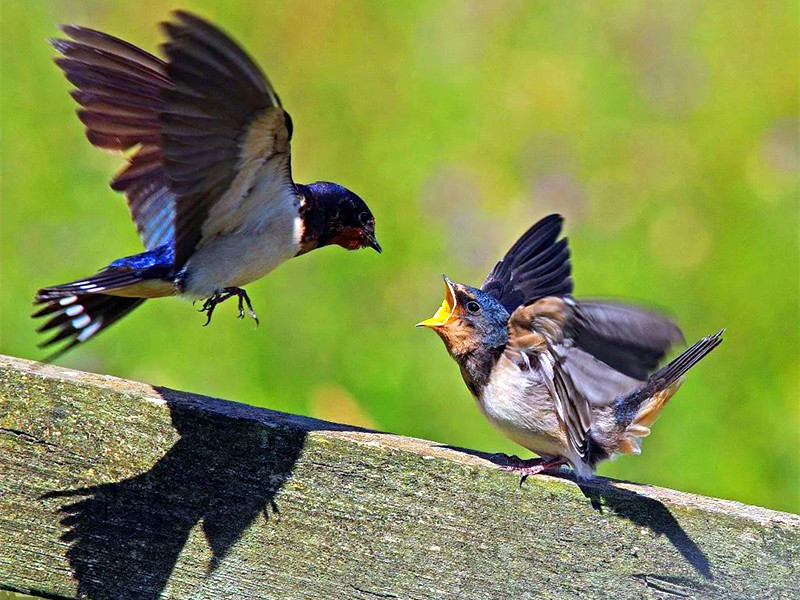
614,330,724,454
33,269,148,360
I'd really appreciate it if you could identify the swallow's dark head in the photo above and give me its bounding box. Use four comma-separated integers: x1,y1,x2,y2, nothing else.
417,275,510,360
299,181,381,254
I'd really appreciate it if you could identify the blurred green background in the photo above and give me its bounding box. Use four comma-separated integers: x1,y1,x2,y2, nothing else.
1,0,797,512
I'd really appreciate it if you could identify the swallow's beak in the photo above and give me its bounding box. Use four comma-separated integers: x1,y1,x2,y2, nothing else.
364,232,382,253
416,275,457,328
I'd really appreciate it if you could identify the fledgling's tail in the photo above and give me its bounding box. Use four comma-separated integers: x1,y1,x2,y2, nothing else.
614,330,724,454
33,269,148,360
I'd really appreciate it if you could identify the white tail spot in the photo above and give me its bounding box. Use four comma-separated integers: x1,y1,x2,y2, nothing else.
65,305,84,317
59,295,78,306
71,314,91,329
77,320,102,342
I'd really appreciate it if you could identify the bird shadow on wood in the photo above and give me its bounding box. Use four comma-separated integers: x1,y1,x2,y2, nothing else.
441,446,712,581
573,477,713,581
39,388,359,600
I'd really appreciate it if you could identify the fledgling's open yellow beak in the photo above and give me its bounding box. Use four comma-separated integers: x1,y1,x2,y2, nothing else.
416,276,457,328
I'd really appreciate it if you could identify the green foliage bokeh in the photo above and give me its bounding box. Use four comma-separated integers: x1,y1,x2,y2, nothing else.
1,0,797,512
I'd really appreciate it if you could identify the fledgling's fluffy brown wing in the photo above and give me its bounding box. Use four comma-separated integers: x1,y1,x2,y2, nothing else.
506,296,669,466
506,297,598,464
568,301,684,380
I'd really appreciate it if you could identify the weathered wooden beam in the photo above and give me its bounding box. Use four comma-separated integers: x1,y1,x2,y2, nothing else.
0,355,797,600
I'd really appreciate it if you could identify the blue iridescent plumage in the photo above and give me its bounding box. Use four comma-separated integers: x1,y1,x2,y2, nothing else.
108,244,175,279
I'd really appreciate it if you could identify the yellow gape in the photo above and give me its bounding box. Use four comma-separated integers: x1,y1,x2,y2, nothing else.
417,277,457,328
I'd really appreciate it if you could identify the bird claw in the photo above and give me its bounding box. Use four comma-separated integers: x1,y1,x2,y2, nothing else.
198,287,258,327
199,294,225,326
238,289,259,327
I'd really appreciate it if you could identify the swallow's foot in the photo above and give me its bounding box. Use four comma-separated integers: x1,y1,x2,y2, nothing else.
199,287,258,327
498,455,567,479
233,288,259,327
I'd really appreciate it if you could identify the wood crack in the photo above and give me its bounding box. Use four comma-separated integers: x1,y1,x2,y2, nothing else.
633,574,699,597
0,427,58,450
350,584,400,598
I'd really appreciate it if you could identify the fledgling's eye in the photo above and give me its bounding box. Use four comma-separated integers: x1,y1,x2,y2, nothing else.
358,212,370,225
466,300,481,314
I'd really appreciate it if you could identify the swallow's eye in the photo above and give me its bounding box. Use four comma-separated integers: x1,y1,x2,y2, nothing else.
358,212,370,226
466,300,481,314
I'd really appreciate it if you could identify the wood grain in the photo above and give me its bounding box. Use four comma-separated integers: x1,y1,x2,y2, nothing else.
0,355,797,600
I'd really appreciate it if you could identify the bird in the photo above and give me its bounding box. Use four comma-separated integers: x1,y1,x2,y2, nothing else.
417,214,722,479
32,11,381,359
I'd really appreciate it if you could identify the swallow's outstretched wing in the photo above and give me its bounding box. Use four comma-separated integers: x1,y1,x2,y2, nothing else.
53,24,174,250
159,11,297,268
53,11,298,269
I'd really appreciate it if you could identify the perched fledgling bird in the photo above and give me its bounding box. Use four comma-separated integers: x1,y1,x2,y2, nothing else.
417,215,722,478
33,11,380,358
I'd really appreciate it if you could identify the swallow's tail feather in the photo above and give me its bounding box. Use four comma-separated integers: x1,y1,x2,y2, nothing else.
33,292,145,360
35,267,152,300
33,268,154,359
614,331,723,454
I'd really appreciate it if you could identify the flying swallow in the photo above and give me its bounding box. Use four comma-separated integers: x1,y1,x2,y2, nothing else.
34,11,381,358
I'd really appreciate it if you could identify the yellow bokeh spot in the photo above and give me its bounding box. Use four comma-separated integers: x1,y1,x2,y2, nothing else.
309,384,376,429
649,205,712,271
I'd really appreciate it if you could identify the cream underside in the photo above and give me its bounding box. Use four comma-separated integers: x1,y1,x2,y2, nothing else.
477,355,604,477
477,351,671,477
181,134,302,299
477,355,569,460
108,279,177,298
181,194,300,298
105,109,301,301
